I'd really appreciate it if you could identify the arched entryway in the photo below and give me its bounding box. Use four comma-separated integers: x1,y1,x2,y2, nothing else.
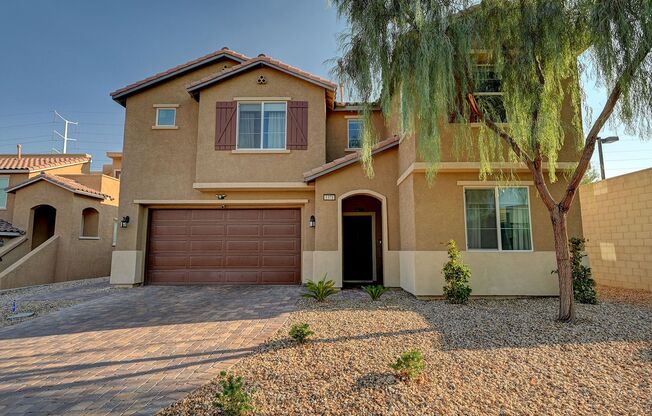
341,194,383,285
31,205,56,249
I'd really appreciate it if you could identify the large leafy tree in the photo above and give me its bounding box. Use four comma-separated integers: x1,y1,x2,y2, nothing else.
333,0,652,321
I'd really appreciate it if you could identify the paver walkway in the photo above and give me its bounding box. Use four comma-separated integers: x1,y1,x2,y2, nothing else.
0,285,301,415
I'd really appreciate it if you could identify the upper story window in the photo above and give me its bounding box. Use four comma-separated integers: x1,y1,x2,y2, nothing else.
347,119,363,149
0,177,8,209
155,108,177,127
471,64,506,123
464,187,532,251
237,102,286,149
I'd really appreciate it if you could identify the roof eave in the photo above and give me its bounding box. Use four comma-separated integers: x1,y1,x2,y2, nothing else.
187,60,337,101
111,52,247,106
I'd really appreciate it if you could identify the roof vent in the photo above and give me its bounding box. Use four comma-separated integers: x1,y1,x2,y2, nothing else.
257,75,267,85
257,53,266,57
221,46,229,50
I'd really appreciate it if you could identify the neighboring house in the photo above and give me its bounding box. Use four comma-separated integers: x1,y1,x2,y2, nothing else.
102,151,122,179
0,153,119,289
109,47,582,296
580,168,652,292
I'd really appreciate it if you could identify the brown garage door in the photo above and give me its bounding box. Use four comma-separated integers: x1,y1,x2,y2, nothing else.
146,209,301,285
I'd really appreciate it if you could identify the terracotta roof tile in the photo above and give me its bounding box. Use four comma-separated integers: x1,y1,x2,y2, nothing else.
6,173,108,199
110,47,249,101
188,55,338,93
0,155,90,172
303,136,400,182
0,219,24,235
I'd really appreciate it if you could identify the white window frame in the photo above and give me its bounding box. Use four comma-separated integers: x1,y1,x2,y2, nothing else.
346,118,363,149
155,107,177,127
0,175,9,210
462,185,534,252
235,101,287,150
114,169,121,179
470,64,507,126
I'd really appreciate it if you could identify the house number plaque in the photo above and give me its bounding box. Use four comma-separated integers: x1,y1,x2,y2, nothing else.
323,194,336,201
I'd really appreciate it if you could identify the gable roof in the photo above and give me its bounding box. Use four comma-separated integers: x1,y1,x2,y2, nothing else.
0,220,25,237
6,173,109,200
0,154,90,173
110,47,249,106
187,54,338,98
303,136,400,182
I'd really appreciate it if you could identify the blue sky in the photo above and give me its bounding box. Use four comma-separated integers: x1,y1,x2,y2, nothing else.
0,0,649,177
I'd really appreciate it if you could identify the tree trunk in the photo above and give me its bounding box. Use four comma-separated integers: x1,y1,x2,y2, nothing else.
550,206,574,322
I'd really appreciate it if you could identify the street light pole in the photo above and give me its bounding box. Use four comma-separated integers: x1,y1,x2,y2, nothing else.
596,136,620,180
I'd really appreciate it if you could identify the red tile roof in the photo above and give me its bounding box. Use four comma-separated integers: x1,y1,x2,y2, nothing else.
0,155,90,172
110,47,249,104
187,54,338,94
6,173,108,199
0,219,24,236
303,136,400,182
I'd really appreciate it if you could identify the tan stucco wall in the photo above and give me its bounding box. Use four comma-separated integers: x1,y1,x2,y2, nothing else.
325,110,388,161
580,169,652,291
195,68,327,183
0,236,29,273
10,180,117,283
0,235,59,290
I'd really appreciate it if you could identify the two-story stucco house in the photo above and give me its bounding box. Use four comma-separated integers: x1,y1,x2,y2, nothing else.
109,47,582,296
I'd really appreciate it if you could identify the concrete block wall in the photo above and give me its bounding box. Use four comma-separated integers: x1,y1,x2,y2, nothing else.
579,168,652,291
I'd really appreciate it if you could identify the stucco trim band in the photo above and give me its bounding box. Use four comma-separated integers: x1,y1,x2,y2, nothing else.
456,180,534,186
193,182,314,191
133,199,310,205
397,162,577,186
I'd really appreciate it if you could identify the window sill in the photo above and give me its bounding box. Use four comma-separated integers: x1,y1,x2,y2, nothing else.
151,125,179,130
79,236,100,240
231,149,291,154
465,249,534,253
344,148,361,152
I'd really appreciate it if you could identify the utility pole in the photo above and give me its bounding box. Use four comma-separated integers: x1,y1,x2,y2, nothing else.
53,111,78,153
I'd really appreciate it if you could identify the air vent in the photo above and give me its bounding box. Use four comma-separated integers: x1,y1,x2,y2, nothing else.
257,75,267,84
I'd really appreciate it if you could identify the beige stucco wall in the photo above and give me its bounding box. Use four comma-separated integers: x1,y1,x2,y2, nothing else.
0,235,59,290
195,68,327,183
580,169,652,291
10,180,117,283
325,110,389,161
0,236,29,273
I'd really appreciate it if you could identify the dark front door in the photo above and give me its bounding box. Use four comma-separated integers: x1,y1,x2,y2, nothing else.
342,214,375,283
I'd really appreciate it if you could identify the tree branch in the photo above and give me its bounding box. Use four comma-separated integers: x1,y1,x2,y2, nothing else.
560,43,651,212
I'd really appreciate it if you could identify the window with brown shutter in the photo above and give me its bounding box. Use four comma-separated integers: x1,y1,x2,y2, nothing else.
215,101,237,150
287,101,308,150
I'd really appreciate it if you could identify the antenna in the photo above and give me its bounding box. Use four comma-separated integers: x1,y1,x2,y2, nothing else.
53,110,78,153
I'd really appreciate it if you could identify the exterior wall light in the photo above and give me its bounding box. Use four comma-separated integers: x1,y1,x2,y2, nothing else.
120,216,130,228
216,194,227,200
597,136,619,180
309,215,316,228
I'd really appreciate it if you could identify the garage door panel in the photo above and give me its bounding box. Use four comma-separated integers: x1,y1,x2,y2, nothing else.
147,209,300,285
190,240,223,252
225,271,259,283
262,240,299,251
226,240,260,251
189,256,225,268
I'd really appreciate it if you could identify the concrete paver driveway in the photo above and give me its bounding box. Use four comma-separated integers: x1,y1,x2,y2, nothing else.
0,285,301,415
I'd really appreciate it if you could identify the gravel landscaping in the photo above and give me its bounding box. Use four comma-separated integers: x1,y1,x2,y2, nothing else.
161,286,651,416
0,277,112,327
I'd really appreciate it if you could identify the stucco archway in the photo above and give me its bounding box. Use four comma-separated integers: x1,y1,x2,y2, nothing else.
337,189,390,286
31,204,56,249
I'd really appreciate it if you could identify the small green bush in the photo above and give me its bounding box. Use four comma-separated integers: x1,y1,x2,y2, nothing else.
289,323,314,343
303,276,338,302
569,237,598,304
362,285,389,301
213,371,254,416
390,349,425,381
442,240,472,304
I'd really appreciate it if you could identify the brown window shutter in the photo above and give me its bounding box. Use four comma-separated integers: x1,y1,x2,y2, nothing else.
215,101,237,150
287,101,308,150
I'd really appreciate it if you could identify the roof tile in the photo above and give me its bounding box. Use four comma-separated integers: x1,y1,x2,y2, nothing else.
0,155,90,172
0,219,24,235
6,173,108,199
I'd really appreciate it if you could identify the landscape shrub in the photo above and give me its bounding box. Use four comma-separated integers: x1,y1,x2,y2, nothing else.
213,371,254,416
362,284,389,301
568,237,598,304
389,349,425,381
303,276,338,302
289,323,314,343
442,240,472,304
